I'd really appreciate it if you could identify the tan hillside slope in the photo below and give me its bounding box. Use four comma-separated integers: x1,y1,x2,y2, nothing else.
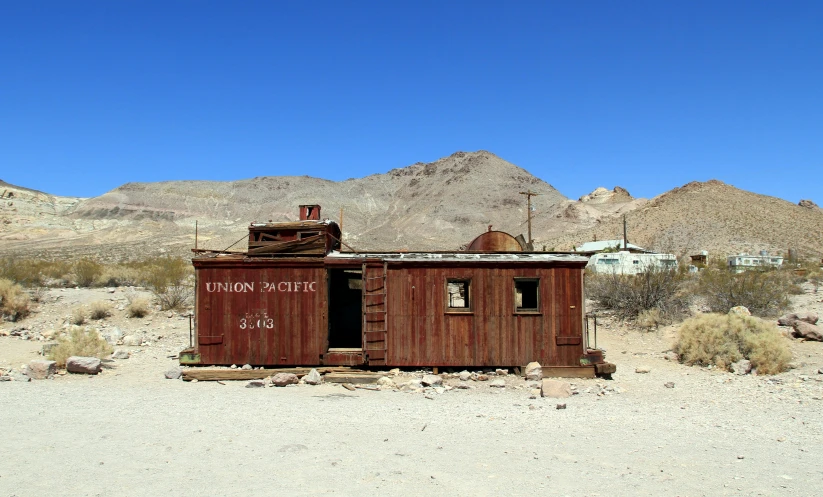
548,180,823,258
1,151,571,259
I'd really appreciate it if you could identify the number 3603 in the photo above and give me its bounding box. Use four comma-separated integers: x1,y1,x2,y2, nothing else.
240,318,274,330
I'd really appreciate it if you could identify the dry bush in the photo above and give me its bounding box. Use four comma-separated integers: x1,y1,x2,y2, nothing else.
48,327,113,367
0,278,31,321
697,268,791,317
73,259,103,287
126,296,151,318
587,266,691,321
137,257,193,311
674,313,791,375
88,301,111,320
70,307,86,325
94,265,141,287
636,308,664,331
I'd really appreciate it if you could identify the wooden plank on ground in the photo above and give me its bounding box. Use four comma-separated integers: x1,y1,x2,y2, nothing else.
182,367,361,382
323,372,383,384
541,366,596,379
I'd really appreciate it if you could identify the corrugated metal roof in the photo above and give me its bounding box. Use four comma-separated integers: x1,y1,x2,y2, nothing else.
326,251,589,263
574,240,647,253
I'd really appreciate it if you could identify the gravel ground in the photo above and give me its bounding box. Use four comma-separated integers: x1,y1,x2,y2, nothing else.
2,287,823,496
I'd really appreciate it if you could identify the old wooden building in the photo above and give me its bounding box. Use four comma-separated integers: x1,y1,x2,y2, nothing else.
183,206,611,376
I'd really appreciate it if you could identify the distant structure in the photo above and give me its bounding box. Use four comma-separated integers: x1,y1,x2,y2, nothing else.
727,251,783,273
587,251,678,275
573,240,649,257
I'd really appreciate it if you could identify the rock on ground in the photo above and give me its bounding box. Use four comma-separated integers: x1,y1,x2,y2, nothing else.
635,366,651,374
458,370,472,381
245,380,265,388
303,368,322,385
729,306,751,316
66,356,102,375
121,335,141,346
376,376,395,388
731,359,752,375
164,369,182,380
25,360,56,380
112,350,130,359
540,379,572,398
779,312,819,327
489,378,506,388
421,374,443,387
271,372,299,387
792,321,823,341
524,361,543,381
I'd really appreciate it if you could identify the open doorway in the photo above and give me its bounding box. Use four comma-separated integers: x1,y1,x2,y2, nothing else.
328,269,363,349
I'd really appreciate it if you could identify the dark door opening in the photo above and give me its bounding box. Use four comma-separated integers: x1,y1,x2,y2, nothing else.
328,269,363,349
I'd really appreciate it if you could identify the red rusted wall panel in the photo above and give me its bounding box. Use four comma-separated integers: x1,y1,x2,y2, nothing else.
194,261,326,366
384,264,585,367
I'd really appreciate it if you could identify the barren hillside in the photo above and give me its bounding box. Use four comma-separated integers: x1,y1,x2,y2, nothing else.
547,180,823,259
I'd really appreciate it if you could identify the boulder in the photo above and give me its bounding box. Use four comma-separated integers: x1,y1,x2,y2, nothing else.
66,356,102,375
540,379,572,398
489,378,506,388
730,359,752,375
241,364,253,370
271,372,299,387
121,335,141,346
495,369,508,376
164,368,182,380
799,199,819,209
635,366,651,374
791,321,823,341
303,368,322,385
111,350,130,359
421,374,443,387
778,312,819,327
25,360,56,380
729,306,751,317
524,362,543,381
376,376,395,388
458,370,472,381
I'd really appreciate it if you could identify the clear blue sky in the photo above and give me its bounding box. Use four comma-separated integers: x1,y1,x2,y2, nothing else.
2,1,821,204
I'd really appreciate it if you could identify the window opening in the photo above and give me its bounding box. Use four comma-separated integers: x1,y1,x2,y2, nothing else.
515,278,539,312
446,279,471,310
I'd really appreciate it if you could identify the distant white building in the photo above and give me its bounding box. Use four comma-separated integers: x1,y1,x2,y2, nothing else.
574,240,649,256
587,251,678,275
727,252,783,273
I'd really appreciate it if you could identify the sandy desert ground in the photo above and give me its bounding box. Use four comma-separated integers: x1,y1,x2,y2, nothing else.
1,285,822,497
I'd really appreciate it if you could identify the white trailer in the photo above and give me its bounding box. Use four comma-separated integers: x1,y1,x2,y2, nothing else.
587,251,678,275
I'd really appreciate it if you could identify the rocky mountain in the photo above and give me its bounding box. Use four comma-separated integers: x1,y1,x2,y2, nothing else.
547,180,823,259
2,155,822,261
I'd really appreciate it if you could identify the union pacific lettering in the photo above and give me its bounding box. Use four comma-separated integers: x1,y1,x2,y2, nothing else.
205,281,317,293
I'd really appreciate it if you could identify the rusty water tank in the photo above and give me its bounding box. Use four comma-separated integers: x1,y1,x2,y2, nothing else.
466,231,523,252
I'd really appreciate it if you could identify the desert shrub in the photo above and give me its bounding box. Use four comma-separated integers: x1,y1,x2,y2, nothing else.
73,259,103,287
636,308,664,331
587,265,691,321
697,268,791,317
70,307,86,325
0,258,43,286
137,257,193,311
126,296,151,318
48,326,113,367
674,313,791,374
0,278,31,321
94,265,141,287
28,286,47,303
88,301,111,320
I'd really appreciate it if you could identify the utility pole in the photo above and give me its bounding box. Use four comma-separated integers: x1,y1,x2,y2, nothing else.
519,190,540,246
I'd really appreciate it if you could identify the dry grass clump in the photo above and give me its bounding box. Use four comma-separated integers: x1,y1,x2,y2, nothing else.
126,296,151,318
587,266,691,322
136,257,193,311
70,307,86,325
73,259,103,287
0,278,31,322
697,268,791,317
47,327,113,368
88,301,111,320
94,266,141,287
636,308,664,331
673,313,791,375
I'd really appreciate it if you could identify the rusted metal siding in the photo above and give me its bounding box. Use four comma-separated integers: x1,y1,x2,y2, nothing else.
194,259,326,366
466,231,523,252
384,263,585,367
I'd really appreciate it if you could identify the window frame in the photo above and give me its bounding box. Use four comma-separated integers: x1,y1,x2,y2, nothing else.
445,278,472,313
514,277,541,314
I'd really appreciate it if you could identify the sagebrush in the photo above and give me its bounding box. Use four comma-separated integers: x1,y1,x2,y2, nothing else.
88,301,111,320
697,268,791,317
126,296,151,318
674,313,791,375
0,278,31,321
138,257,193,311
587,266,691,321
48,327,113,367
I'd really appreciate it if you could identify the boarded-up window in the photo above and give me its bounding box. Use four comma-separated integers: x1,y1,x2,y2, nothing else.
446,279,471,310
515,278,539,312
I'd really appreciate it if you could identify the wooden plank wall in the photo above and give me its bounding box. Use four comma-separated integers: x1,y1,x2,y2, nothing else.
196,265,327,365
385,264,584,367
